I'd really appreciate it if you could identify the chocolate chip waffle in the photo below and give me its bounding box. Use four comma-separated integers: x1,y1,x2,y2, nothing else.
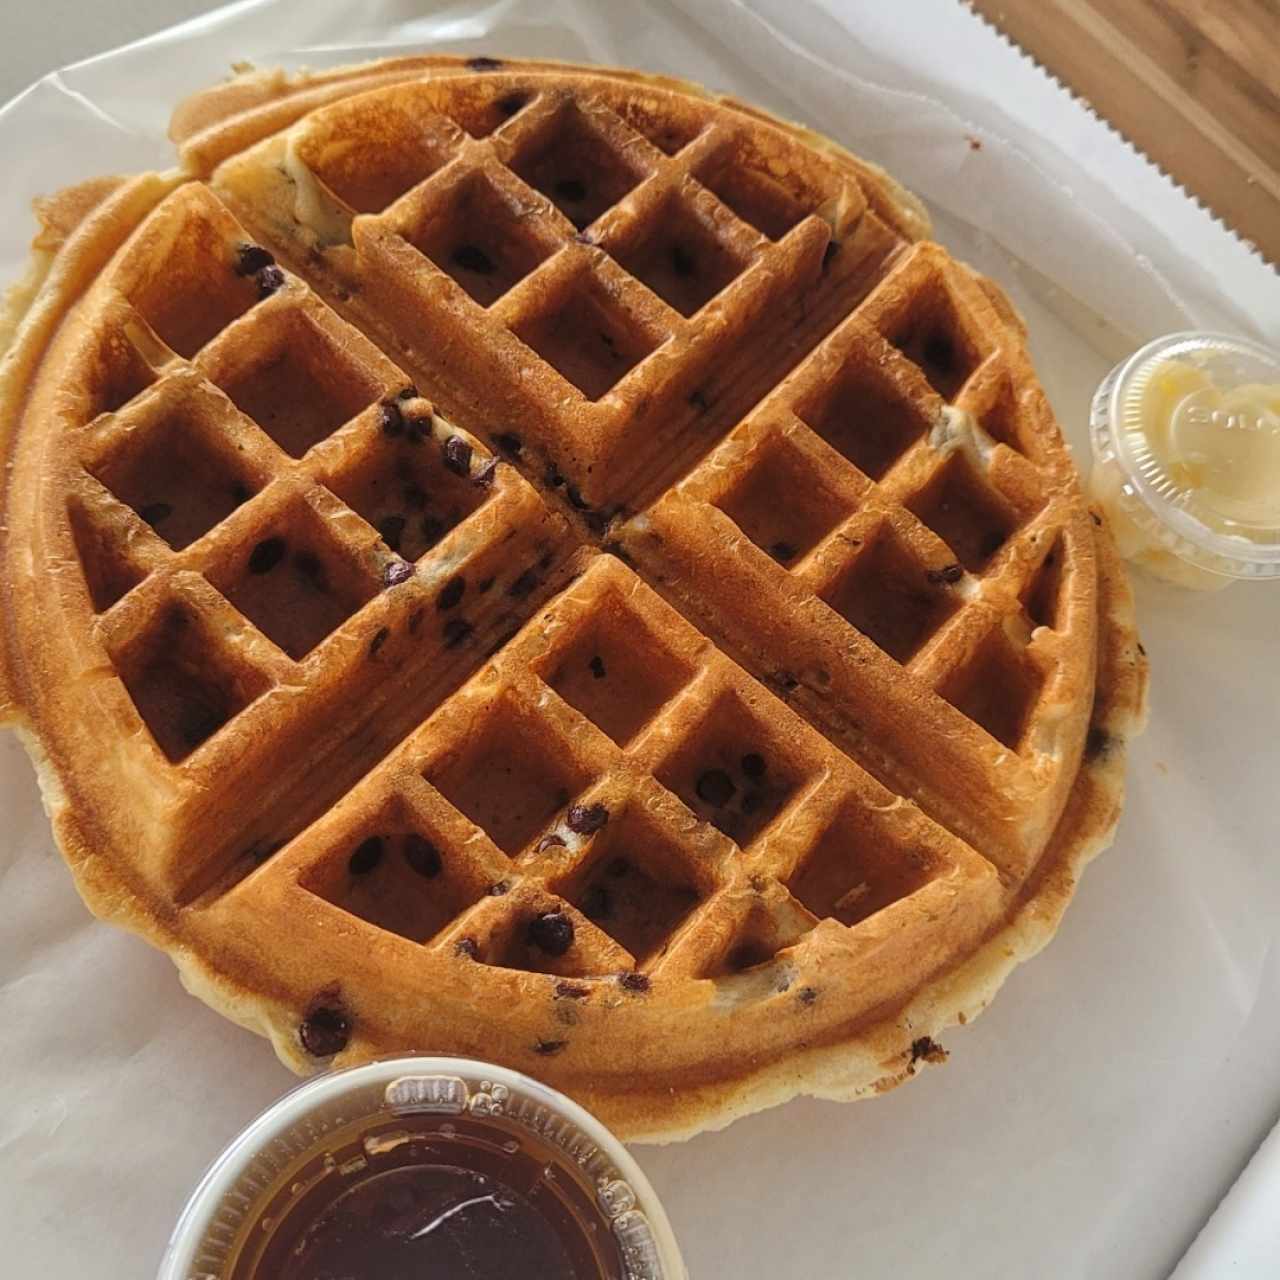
0,56,1147,1140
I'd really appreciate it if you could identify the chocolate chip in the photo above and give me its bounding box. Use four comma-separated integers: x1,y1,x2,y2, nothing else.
472,457,500,489
294,550,329,592
696,768,736,807
544,463,565,488
379,401,404,437
910,1035,946,1064
248,536,286,574
488,879,511,896
1137,642,1147,657
618,972,650,994
797,986,818,1006
235,243,275,276
741,752,766,780
398,385,420,401
822,239,840,270
497,92,528,117
437,575,466,611
588,655,606,679
554,177,588,202
404,834,442,878
255,264,285,298
451,244,495,275
534,1039,567,1056
582,886,611,920
772,670,799,694
466,55,503,70
455,937,479,959
927,563,964,585
688,389,710,412
535,833,567,852
349,836,384,875
138,501,173,527
606,857,629,878
377,514,407,552
749,874,767,893
1085,726,1112,761
1091,511,1103,526
769,541,796,563
528,911,575,956
670,244,696,277
384,559,414,588
442,617,473,648
555,981,590,999
494,432,523,456
368,626,390,658
507,568,539,598
442,435,473,477
299,1001,350,1058
567,803,608,835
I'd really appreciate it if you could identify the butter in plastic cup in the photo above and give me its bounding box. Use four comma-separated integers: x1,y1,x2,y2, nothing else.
1088,331,1280,589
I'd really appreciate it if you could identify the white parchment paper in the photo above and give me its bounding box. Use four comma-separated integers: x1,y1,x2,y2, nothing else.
2,3,1278,1277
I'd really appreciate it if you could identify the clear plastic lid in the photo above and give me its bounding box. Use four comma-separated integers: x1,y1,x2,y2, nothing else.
157,1056,686,1280
1090,331,1280,583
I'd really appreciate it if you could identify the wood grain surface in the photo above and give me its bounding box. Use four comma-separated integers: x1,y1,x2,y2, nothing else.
969,0,1280,268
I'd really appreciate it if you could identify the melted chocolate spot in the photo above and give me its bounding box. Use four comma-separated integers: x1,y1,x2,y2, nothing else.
349,836,384,875
235,243,275,276
300,999,350,1057
384,560,414,588
566,803,609,835
696,768,736,807
437,575,466,611
404,834,442,878
527,911,575,956
442,435,473,477
248,536,286,574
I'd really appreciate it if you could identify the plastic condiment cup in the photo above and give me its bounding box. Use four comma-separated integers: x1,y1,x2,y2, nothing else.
1088,331,1280,589
157,1056,686,1280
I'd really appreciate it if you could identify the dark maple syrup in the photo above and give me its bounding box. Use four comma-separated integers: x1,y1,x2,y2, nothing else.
228,1110,626,1280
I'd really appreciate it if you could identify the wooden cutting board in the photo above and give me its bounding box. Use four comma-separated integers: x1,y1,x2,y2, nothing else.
969,0,1280,270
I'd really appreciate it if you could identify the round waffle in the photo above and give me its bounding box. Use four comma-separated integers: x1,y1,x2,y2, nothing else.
0,56,1146,1140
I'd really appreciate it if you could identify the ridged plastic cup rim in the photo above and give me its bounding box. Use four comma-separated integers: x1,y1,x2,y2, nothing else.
157,1055,686,1280
1090,330,1280,579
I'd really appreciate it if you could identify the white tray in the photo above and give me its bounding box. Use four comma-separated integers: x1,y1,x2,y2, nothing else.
2,3,1278,1277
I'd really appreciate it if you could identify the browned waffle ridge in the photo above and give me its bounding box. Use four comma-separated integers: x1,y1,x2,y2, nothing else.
0,56,1147,1141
